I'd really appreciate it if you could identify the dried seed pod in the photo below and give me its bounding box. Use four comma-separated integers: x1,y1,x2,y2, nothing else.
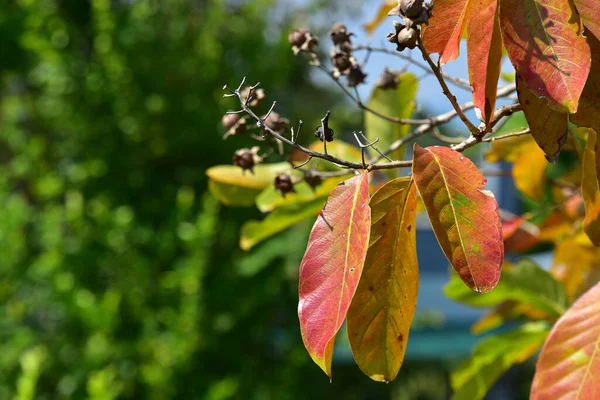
329,23,352,45
232,146,262,173
314,125,335,142
263,112,290,134
222,113,241,130
376,68,399,90
346,65,367,87
397,26,418,50
274,173,295,196
399,0,424,18
331,51,353,74
288,28,309,47
303,170,323,190
240,86,265,107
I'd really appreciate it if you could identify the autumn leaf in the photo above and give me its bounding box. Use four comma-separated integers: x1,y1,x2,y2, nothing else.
363,0,396,35
552,234,600,300
499,0,591,112
298,172,371,378
516,75,568,161
512,139,548,201
255,177,342,213
452,323,549,400
412,144,503,292
573,0,600,39
581,129,600,246
531,282,600,399
467,0,503,127
421,0,471,64
365,73,418,160
571,32,600,133
347,178,418,382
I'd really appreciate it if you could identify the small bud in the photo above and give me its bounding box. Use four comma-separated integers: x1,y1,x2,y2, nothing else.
263,112,290,134
346,65,367,87
232,146,262,173
274,173,295,197
376,68,399,90
304,170,323,190
329,23,352,45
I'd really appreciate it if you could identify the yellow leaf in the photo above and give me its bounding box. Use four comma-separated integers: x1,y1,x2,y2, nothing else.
581,128,600,245
363,0,396,35
512,140,548,200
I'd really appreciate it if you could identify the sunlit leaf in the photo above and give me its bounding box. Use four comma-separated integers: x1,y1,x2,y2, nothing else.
365,73,418,160
581,129,600,245
452,322,549,400
363,0,396,35
298,172,371,378
467,0,503,127
571,32,600,134
573,0,600,39
552,234,600,300
347,178,418,382
255,177,343,213
512,139,548,200
445,259,567,317
421,0,470,64
306,140,363,171
531,282,600,399
240,197,326,251
206,163,291,206
502,216,541,253
412,144,503,292
499,0,591,112
516,75,568,161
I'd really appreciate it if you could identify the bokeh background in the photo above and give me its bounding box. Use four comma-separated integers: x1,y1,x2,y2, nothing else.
0,1,535,399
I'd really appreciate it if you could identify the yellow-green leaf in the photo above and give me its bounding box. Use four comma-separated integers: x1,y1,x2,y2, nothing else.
347,177,418,382
581,128,600,245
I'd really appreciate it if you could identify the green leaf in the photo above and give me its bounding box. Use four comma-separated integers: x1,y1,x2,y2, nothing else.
451,322,549,400
206,163,290,207
365,73,418,160
239,197,326,250
445,259,567,316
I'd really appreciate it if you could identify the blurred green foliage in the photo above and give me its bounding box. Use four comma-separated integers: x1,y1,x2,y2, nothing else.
0,0,375,398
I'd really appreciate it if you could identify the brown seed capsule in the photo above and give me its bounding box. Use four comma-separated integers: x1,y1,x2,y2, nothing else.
376,68,399,90
263,112,290,133
331,51,353,73
303,170,322,190
240,87,265,107
288,28,309,47
397,27,418,50
346,65,367,87
274,173,295,196
222,113,241,130
329,23,352,45
399,0,424,18
232,146,262,173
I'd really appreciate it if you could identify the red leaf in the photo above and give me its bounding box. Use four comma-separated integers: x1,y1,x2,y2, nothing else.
530,282,600,399
412,144,503,292
298,172,371,378
571,32,600,134
499,0,591,112
467,0,503,127
421,0,470,64
574,0,600,39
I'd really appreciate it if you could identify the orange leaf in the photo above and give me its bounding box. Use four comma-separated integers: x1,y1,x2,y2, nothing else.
298,172,371,378
571,32,600,133
581,128,600,246
531,282,600,399
516,75,568,161
573,0,600,39
412,144,503,292
421,0,471,64
499,0,591,112
347,178,418,382
467,0,503,127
